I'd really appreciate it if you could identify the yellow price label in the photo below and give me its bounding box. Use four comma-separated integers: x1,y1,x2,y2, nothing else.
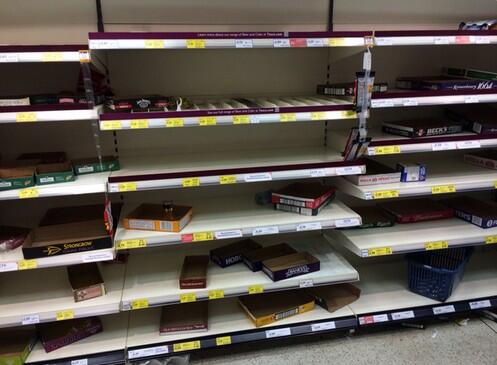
372,190,399,199
41,52,64,62
18,259,37,270
367,247,393,257
432,185,456,194
233,115,250,124
216,336,232,346
248,285,264,295
182,177,200,187
485,236,497,244
118,182,137,192
311,112,326,120
101,120,122,130
219,175,237,184
208,290,225,300
328,38,346,46
145,39,165,48
131,298,149,310
16,112,37,122
130,119,149,129
18,188,39,199
79,50,91,63
280,113,297,122
425,241,449,250
341,110,357,118
186,39,206,49
374,146,401,155
193,231,214,242
199,116,217,126
56,310,74,321
180,293,197,303
117,239,147,250
173,341,201,352
165,118,184,127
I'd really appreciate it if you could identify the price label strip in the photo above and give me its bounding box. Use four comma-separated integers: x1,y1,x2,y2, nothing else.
208,290,225,300
118,182,137,192
485,236,497,244
18,259,37,270
373,145,401,155
280,113,297,122
219,175,237,184
131,299,149,310
372,190,399,199
432,185,456,194
130,119,149,129
19,188,39,199
56,310,75,321
165,118,184,127
180,293,197,303
193,231,214,242
16,112,37,122
216,336,232,346
233,115,250,124
117,239,147,250
186,39,206,49
367,247,393,257
425,241,448,250
248,285,264,294
182,177,200,187
199,116,217,126
173,341,201,352
145,39,165,48
101,120,122,130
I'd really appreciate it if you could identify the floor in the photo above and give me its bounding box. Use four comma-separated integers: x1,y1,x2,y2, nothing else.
188,315,497,365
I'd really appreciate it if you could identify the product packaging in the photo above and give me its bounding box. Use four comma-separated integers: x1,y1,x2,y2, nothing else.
396,75,497,91
378,198,454,223
67,263,106,302
0,327,37,365
262,252,320,282
72,156,120,175
0,165,35,191
242,243,297,272
0,226,29,252
316,82,387,97
348,206,396,228
160,301,208,335
382,119,464,138
345,159,401,186
464,150,497,170
397,162,427,182
271,182,336,210
35,161,75,185
179,255,209,289
210,239,262,268
0,96,30,107
123,203,192,232
441,196,497,228
306,283,361,312
445,67,497,81
446,105,497,134
274,195,333,216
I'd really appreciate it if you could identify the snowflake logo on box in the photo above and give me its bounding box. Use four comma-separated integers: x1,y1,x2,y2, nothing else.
285,265,310,278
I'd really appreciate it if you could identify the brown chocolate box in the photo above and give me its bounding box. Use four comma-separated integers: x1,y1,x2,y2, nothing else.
306,283,361,312
262,252,320,281
242,243,297,272
123,203,193,232
160,301,208,335
67,263,106,302
179,255,209,289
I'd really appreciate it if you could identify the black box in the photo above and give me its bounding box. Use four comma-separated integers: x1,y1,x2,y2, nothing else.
242,243,297,272
210,239,262,268
262,252,320,282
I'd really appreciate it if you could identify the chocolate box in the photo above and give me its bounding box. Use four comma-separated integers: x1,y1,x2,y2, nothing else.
317,82,387,97
396,75,497,91
38,317,103,353
0,226,29,252
72,156,120,175
397,162,426,182
271,182,336,209
262,252,320,282
0,96,30,107
67,263,106,302
378,198,454,223
242,243,297,272
210,239,262,268
464,150,497,170
160,301,208,335
0,166,35,191
345,159,401,186
348,206,395,229
382,119,464,138
35,161,75,185
123,203,192,232
0,327,37,365
442,196,497,228
447,105,497,134
306,283,361,312
274,193,334,216
238,289,315,327
179,255,209,289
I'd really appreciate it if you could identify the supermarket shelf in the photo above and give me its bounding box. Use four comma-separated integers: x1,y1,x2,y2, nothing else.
0,44,88,63
0,105,100,124
371,89,497,108
115,197,361,250
326,218,497,258
349,248,497,325
26,313,128,365
333,157,497,200
367,130,497,155
0,172,109,201
125,297,356,361
108,148,365,192
120,233,359,310
88,31,369,50
373,30,497,46
0,263,125,328
0,245,115,272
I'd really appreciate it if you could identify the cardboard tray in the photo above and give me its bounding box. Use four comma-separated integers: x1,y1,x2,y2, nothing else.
378,198,454,223
72,156,120,175
348,206,396,229
160,301,208,335
271,182,336,209
242,243,297,272
0,327,37,365
262,251,320,282
464,150,497,170
179,255,209,289
0,165,35,191
67,263,106,302
306,283,361,313
442,196,497,228
123,203,193,232
17,151,66,164
35,161,75,185
210,239,262,268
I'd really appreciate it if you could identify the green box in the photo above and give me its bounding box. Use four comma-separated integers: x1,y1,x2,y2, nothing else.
72,156,120,175
35,162,75,185
0,328,37,365
0,166,35,191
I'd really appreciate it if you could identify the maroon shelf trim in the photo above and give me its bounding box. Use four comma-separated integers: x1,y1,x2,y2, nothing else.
372,88,497,100
0,104,93,113
0,44,87,52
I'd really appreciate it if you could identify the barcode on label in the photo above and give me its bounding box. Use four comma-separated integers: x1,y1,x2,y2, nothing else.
266,328,291,338
82,251,114,263
335,218,360,228
432,142,457,151
71,359,88,365
391,310,415,321
296,222,322,231
310,168,326,177
128,345,169,359
306,39,325,47
244,172,272,182
336,166,363,175
215,230,243,239
433,305,455,315
252,226,279,236
299,279,314,288
273,39,290,48
235,39,253,48
457,140,481,149
22,315,40,325
311,321,336,332
469,300,491,310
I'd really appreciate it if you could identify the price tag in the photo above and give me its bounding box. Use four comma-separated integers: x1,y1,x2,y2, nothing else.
359,314,389,325
117,239,147,250
208,290,225,300
186,39,206,49
310,168,326,177
199,116,217,126
433,305,455,315
280,113,297,122
18,259,37,270
215,230,242,239
336,166,363,175
469,300,491,310
82,251,114,263
56,310,75,321
183,177,200,187
273,39,290,48
165,118,184,127
0,53,19,62
432,185,456,194
475,36,490,44
425,241,448,250
216,336,232,346
456,36,471,44
193,231,214,241
372,190,399,199
101,120,122,130
252,226,279,236
78,50,90,63
18,188,39,199
22,314,40,325
41,52,64,62
310,111,326,120
373,145,401,155
341,110,357,118
233,115,250,124
485,235,497,244
402,98,418,106
173,341,201,352
371,99,395,108
266,328,291,338
367,247,393,257
131,299,149,310
311,321,336,332
335,218,361,228
244,172,272,182
90,40,119,49
328,38,346,46
16,112,37,122
118,182,137,192
219,175,237,184
464,95,479,104
432,142,457,151
128,346,168,359
235,39,253,48
145,39,165,48
434,36,451,45
375,38,394,46
71,359,88,365
391,310,415,321
0,262,18,272
456,140,480,149
248,285,264,294
306,38,325,47
180,293,197,303
299,279,314,288
296,222,322,232
130,119,149,129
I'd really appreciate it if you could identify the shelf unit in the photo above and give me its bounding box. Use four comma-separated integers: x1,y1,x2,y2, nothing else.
0,105,101,124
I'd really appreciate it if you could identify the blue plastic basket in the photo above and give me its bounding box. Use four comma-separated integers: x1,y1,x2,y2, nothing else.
406,247,473,302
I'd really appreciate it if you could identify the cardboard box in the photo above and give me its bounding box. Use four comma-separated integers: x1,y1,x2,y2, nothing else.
238,290,315,327
0,226,29,252
306,284,361,312
378,198,454,223
271,182,336,209
275,193,334,216
180,255,209,289
35,162,75,185
210,239,262,268
345,159,401,186
17,152,66,164
242,243,297,272
382,119,464,138
0,96,30,107
262,252,320,282
123,203,192,232
72,156,120,175
464,150,497,170
447,105,497,134
0,327,37,365
160,301,208,335
397,162,426,182
67,263,106,302
349,206,395,229
442,196,497,228
38,317,103,353
0,166,35,191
